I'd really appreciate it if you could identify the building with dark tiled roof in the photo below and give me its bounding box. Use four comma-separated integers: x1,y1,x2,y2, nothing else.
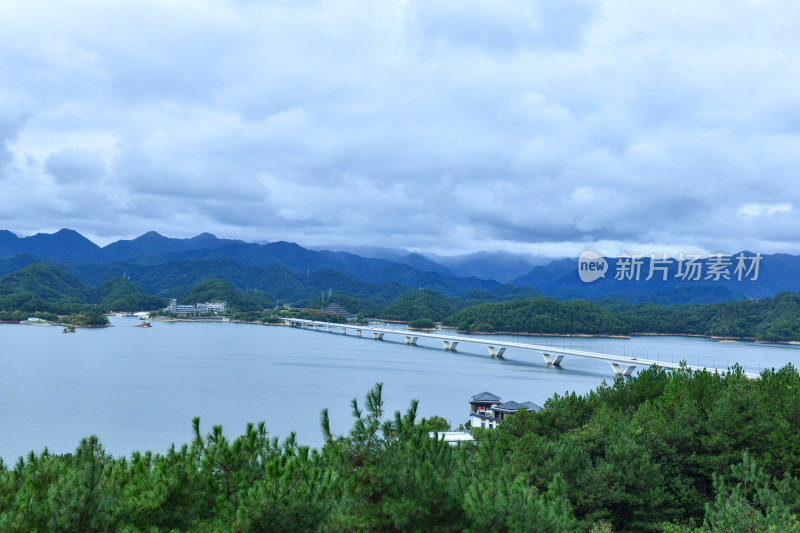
469,392,541,429
471,391,502,402
519,401,542,412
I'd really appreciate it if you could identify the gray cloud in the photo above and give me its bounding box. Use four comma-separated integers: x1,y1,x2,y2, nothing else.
45,147,106,184
1,0,799,257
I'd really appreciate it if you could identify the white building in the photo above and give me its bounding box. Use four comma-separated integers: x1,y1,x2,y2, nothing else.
429,431,475,445
206,302,226,313
166,300,227,315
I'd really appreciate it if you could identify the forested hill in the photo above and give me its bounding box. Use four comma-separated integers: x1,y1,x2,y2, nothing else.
442,293,800,342
442,298,629,335
0,263,163,318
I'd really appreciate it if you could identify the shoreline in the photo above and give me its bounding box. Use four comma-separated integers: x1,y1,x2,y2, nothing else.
436,326,799,345
4,320,112,328
7,315,799,345
150,316,233,323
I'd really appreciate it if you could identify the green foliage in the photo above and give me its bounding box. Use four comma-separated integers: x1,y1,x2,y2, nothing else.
441,292,800,341
0,263,87,302
60,309,109,326
180,278,273,312
444,297,629,335
418,415,450,432
2,370,800,531
0,264,163,317
92,277,164,311
608,292,800,341
409,317,436,329
303,293,384,318
381,289,459,321
701,452,800,532
491,365,800,532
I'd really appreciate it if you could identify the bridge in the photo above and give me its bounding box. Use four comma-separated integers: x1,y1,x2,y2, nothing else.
283,318,760,378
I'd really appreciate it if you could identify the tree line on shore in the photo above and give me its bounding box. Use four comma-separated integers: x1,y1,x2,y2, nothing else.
1,366,799,531
5,261,800,341
441,292,800,341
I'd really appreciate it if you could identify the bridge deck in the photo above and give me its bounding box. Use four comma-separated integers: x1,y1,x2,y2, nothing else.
285,319,760,379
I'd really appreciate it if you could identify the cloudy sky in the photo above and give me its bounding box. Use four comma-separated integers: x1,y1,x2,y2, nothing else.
1,0,799,258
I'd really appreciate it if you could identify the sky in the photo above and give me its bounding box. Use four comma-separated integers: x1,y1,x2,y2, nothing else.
1,0,799,259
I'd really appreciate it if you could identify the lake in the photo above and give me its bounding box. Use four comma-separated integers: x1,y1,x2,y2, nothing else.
1,317,798,462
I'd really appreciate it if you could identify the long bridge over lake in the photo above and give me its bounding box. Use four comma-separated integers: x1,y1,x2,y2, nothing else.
283,318,760,378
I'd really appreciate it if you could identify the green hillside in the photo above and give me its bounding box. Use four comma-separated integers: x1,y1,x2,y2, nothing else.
0,263,87,302
443,297,628,335
0,264,162,318
91,277,166,311
381,289,460,321
180,279,274,312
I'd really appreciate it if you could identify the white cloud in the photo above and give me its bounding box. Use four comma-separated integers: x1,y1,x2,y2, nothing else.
737,202,793,219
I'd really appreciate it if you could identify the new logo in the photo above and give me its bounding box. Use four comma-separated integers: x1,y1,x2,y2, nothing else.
578,250,607,283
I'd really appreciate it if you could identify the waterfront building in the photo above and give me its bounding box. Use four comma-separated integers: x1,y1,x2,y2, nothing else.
165,300,227,315
469,392,541,429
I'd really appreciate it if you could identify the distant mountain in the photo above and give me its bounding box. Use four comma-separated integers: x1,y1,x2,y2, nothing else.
5,229,800,306
0,230,22,257
101,231,243,262
0,253,41,277
0,230,243,264
397,253,454,276
310,244,411,262
424,251,536,283
59,257,410,305
510,253,800,303
511,258,576,291
16,229,103,264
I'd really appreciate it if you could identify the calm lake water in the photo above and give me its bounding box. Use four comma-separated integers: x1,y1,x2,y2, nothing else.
2,317,798,462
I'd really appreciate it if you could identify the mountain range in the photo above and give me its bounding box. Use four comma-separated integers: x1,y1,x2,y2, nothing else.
2,229,800,305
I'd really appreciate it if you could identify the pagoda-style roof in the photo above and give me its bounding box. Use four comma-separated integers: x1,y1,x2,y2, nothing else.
470,391,501,402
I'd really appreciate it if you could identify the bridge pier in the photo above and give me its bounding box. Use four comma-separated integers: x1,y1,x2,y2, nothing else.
542,352,565,366
356,329,362,337
610,363,636,376
487,346,505,357
405,336,419,345
341,327,347,335
442,340,458,351
372,332,384,340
